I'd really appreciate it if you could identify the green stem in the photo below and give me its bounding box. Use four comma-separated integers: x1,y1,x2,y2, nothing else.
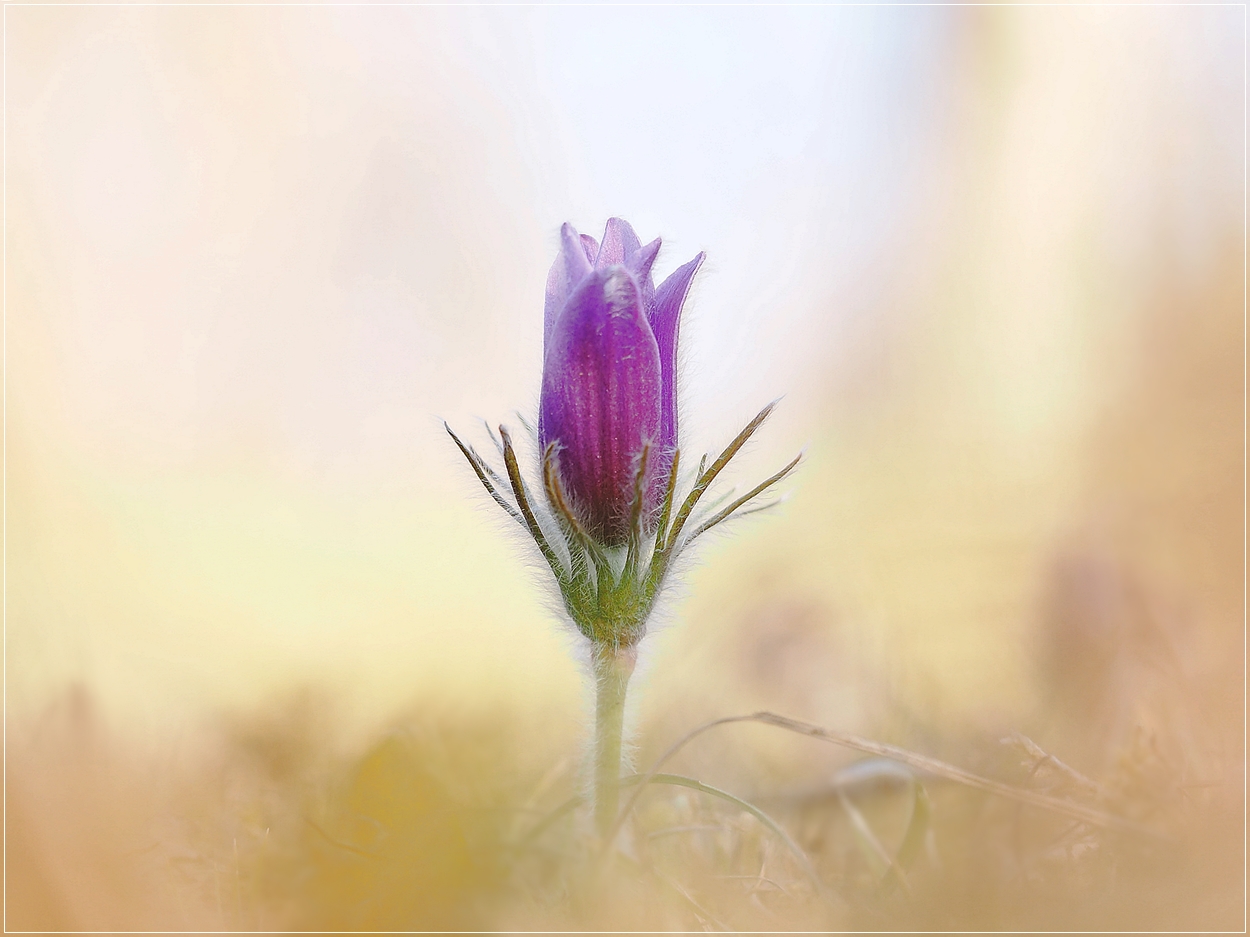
591,641,636,838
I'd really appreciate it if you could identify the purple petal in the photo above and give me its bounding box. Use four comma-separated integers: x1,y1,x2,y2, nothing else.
540,267,662,545
649,252,705,453
594,217,642,269
628,237,661,312
580,233,599,264
544,223,596,352
563,222,594,278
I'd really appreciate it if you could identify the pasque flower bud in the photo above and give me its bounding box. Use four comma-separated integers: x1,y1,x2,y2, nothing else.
539,219,703,545
446,218,797,649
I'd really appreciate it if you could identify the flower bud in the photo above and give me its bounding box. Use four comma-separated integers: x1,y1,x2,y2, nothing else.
539,220,703,546
447,217,796,649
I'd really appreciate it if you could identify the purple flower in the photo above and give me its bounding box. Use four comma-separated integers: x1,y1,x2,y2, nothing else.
445,222,802,845
540,219,704,546
446,217,799,649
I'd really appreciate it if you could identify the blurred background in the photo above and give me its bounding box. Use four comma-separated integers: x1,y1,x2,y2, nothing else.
7,5,1243,930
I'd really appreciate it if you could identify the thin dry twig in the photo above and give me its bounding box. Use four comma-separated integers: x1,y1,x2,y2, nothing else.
1007,731,1105,795
610,712,1165,849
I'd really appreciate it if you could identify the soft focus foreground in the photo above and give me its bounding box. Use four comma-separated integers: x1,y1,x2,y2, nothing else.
7,7,1243,931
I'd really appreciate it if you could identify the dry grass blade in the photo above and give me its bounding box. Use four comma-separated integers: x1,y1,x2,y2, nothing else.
612,713,1164,849
1007,732,1105,795
608,715,752,850
514,769,834,904
639,772,832,905
837,790,909,892
748,712,1161,836
654,866,732,932
884,781,931,894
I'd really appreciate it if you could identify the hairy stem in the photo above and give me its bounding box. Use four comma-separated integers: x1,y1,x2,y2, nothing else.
591,642,636,838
